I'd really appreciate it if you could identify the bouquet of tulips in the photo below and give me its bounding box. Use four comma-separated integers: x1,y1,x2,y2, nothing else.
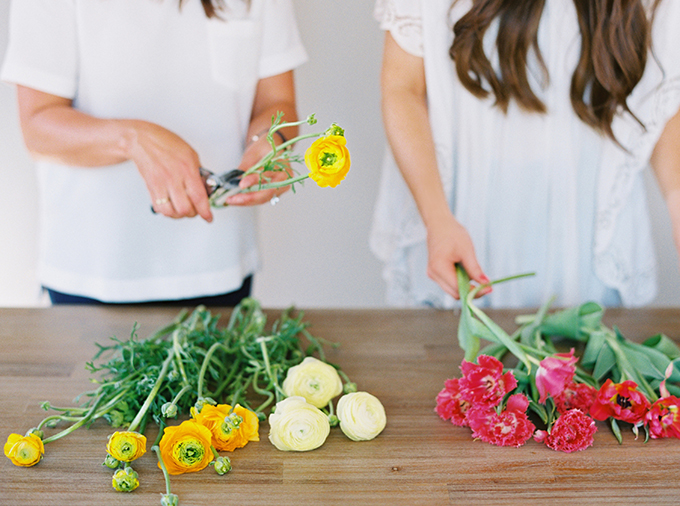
3,300,386,505
435,266,680,452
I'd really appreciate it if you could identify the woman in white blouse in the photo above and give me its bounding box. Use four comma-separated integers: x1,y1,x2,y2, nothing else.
371,0,680,308
2,0,307,305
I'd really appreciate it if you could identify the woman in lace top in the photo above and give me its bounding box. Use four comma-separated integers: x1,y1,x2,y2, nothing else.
371,0,680,308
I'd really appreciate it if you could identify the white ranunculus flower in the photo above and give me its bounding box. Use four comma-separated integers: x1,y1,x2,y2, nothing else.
336,392,387,441
282,356,343,408
268,396,331,451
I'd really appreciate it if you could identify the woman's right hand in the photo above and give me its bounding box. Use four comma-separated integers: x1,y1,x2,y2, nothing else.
124,120,213,222
426,213,490,300
16,86,212,222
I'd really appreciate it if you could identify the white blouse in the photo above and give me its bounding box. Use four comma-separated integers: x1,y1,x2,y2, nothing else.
2,0,307,302
372,0,680,308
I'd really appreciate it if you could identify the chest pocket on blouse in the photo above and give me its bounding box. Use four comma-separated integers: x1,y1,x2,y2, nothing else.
207,19,261,91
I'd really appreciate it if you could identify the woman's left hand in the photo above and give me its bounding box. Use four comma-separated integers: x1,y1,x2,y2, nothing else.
224,136,292,206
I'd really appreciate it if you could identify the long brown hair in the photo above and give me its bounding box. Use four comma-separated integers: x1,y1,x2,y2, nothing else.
449,0,661,141
179,0,251,19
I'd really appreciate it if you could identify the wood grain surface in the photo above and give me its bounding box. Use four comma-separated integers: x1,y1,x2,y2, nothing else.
1,306,680,506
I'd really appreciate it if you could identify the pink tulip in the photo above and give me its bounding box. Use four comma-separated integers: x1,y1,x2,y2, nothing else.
535,349,578,403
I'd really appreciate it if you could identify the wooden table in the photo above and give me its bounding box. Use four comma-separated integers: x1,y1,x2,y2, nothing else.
1,306,680,505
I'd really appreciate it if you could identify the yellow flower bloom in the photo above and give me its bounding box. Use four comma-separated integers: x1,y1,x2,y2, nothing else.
268,396,330,452
190,403,259,452
106,431,147,462
336,392,387,441
282,356,343,408
158,420,214,475
4,432,44,467
304,134,351,188
112,466,139,492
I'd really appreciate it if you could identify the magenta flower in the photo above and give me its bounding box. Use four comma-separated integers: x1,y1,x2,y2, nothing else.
466,394,535,447
645,396,680,439
590,379,651,424
435,378,470,427
534,409,597,452
459,355,517,409
535,349,578,403
553,381,598,415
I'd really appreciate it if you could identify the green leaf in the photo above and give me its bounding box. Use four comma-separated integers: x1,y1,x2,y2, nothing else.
581,330,607,368
642,334,680,360
610,418,623,444
519,297,554,347
593,342,616,380
479,342,509,360
622,341,670,382
539,302,604,341
467,302,532,370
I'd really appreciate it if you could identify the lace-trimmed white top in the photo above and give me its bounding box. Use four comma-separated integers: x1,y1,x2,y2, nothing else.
371,0,680,308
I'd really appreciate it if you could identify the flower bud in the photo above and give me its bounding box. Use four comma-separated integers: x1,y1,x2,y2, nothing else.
111,466,139,492
343,382,358,394
161,402,178,418
325,123,345,137
213,456,232,475
161,494,179,506
28,428,44,440
328,415,340,427
194,397,216,412
103,454,120,469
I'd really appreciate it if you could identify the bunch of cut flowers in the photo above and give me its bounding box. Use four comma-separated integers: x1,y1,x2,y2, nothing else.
3,299,386,505
435,266,680,453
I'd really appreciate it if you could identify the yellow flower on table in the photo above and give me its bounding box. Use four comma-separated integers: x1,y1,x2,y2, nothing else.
4,432,44,467
337,392,387,441
106,431,147,462
268,396,330,452
112,466,139,492
304,130,351,188
191,403,259,452
158,420,214,475
282,356,343,408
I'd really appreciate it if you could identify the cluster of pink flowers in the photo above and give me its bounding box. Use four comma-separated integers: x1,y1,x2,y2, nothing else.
437,350,680,452
436,355,536,448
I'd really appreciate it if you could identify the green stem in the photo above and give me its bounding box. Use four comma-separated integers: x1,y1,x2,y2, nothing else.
242,132,321,176
232,173,310,195
152,445,174,496
128,348,175,432
258,339,287,400
41,393,106,444
170,384,193,407
197,342,229,398
172,329,190,386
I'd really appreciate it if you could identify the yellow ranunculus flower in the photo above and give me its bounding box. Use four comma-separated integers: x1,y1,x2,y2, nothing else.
190,403,259,452
304,134,351,188
4,432,44,467
336,392,387,441
158,420,214,475
268,396,330,452
106,431,147,462
282,356,343,408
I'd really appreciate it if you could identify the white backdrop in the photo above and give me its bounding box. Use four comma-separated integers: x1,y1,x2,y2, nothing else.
0,0,678,308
